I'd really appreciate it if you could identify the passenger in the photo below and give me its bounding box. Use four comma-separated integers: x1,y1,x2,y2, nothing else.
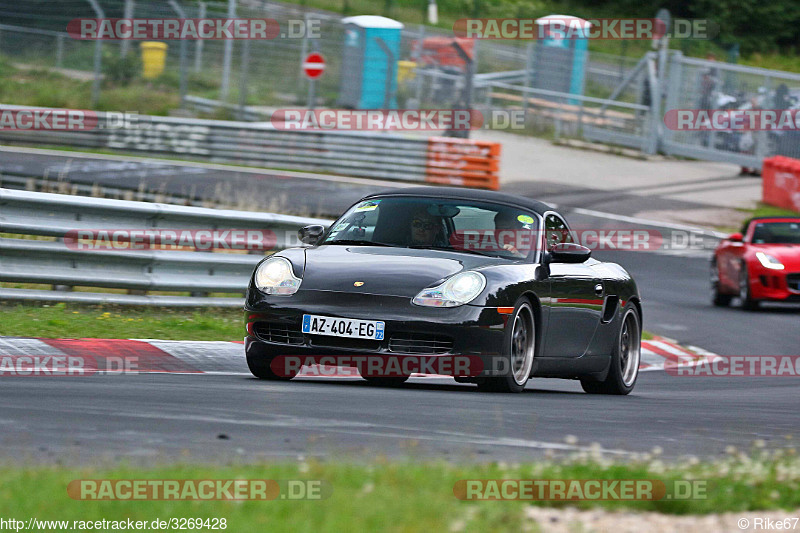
494,211,527,257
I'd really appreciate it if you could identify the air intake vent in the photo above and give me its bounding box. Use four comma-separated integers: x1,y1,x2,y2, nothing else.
388,333,454,354
253,322,304,345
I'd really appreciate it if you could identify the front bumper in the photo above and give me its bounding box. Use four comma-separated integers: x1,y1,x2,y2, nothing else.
244,289,509,375
749,268,800,302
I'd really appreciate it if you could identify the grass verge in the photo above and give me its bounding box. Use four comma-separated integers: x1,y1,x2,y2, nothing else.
0,303,242,341
739,202,800,220
2,449,800,529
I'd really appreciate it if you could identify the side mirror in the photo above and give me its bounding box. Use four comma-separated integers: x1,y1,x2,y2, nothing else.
546,242,592,264
728,232,743,243
298,225,326,246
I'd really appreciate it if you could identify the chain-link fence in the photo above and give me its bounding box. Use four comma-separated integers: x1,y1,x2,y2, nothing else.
662,52,800,167
2,1,800,171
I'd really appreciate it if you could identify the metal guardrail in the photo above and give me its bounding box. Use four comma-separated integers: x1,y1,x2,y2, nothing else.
184,95,270,122
0,188,331,306
0,105,432,183
0,104,502,189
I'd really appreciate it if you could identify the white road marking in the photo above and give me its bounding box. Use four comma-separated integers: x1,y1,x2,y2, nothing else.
0,337,713,376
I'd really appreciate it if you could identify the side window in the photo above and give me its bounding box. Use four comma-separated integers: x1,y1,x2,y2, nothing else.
544,214,574,249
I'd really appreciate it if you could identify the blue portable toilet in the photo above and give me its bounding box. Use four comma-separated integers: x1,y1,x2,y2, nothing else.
531,15,591,105
339,15,404,109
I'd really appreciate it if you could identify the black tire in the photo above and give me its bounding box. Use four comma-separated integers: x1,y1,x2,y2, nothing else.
580,303,641,395
362,376,409,387
478,299,536,393
739,262,760,311
246,347,295,380
710,260,733,307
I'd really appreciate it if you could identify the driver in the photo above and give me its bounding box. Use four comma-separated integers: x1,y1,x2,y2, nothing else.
409,208,442,246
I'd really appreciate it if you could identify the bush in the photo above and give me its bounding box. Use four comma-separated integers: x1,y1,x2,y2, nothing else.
103,51,140,87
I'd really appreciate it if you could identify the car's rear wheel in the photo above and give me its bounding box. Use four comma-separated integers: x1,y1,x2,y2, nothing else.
478,300,535,393
246,347,296,380
581,303,641,395
711,260,732,306
739,262,760,311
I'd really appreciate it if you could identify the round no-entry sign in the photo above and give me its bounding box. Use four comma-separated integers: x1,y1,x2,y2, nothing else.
303,53,326,79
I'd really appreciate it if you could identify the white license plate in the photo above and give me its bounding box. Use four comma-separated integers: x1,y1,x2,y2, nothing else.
302,314,385,340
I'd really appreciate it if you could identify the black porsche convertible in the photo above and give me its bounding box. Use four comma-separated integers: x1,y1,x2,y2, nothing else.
244,187,642,394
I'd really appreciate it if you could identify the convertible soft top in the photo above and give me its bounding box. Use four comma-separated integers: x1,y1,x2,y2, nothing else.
361,186,554,216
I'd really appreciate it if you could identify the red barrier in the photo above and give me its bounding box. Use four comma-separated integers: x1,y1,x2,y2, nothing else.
762,156,800,213
425,137,501,190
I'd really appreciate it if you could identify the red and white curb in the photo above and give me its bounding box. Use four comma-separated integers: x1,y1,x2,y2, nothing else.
0,336,716,377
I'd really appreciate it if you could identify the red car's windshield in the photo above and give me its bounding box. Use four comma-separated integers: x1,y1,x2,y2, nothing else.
750,220,800,244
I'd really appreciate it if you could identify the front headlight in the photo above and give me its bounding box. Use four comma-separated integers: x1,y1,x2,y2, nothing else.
412,271,486,307
254,257,302,294
755,252,785,270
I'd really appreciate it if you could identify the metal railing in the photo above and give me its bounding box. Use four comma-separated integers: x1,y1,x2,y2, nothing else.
0,188,331,306
0,105,432,182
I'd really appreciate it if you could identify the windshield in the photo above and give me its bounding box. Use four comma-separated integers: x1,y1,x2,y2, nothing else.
322,196,540,260
751,221,800,244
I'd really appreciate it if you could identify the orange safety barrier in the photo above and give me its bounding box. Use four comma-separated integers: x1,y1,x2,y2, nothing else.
425,137,501,190
762,156,800,213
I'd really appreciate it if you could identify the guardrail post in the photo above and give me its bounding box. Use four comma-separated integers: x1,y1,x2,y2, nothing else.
645,52,660,155
660,51,682,154
168,0,188,108
412,24,425,108
238,39,251,120
120,0,134,58
523,42,533,119
297,11,310,100
306,39,319,110
56,34,64,68
194,2,206,73
446,40,473,139
220,0,236,100
86,0,105,108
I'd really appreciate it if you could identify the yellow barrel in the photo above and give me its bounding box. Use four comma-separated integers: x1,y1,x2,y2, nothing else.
140,42,168,79
397,60,417,82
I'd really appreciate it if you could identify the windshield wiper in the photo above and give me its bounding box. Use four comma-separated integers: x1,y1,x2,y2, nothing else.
324,239,394,247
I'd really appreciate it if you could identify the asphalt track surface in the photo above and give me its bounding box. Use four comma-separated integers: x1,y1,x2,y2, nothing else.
1,148,799,463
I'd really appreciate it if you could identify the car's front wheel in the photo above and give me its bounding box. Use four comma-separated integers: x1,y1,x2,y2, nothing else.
478,300,535,393
581,303,641,395
711,260,732,306
246,346,296,380
739,262,760,310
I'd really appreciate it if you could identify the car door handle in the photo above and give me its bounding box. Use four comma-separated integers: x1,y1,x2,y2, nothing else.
594,283,604,297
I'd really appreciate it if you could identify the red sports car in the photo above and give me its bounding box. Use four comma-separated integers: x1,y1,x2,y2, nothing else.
711,216,800,310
